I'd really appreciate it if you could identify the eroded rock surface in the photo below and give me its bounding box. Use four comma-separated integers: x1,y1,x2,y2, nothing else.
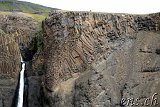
36,12,160,107
0,33,20,107
0,14,38,107
1,11,160,107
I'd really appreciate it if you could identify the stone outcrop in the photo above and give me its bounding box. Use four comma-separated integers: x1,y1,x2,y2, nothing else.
0,14,37,42
0,14,38,107
35,11,160,107
0,33,20,107
1,11,160,107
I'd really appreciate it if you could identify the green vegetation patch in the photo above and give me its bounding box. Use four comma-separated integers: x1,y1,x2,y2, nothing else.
0,0,59,22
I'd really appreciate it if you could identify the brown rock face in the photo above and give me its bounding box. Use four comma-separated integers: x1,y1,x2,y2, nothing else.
0,14,38,107
0,34,20,107
37,12,160,107
0,14,37,44
42,12,137,91
1,11,160,107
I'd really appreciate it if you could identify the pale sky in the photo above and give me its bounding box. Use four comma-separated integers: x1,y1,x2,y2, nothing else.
19,0,160,14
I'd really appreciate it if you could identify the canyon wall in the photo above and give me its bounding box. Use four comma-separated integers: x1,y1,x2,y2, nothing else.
0,14,38,107
0,11,160,107
29,12,160,107
0,33,20,107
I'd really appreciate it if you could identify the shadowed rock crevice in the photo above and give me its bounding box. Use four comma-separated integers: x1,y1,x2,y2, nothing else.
20,30,44,61
155,49,160,55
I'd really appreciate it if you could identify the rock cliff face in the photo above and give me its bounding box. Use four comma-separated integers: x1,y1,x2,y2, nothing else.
1,11,160,107
36,12,160,107
0,14,38,107
0,33,20,107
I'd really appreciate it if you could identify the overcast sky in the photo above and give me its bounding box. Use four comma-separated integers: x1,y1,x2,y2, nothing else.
19,0,160,14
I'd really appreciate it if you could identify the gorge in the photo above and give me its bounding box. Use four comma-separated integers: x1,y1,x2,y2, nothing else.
0,11,160,107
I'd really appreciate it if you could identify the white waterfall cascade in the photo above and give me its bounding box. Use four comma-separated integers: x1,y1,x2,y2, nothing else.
17,58,25,107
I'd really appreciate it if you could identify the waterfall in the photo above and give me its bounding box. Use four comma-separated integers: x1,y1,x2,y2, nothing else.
17,57,25,107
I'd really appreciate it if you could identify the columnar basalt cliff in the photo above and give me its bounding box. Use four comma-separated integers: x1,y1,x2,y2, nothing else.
28,12,160,107
0,33,20,107
1,11,160,107
0,14,38,107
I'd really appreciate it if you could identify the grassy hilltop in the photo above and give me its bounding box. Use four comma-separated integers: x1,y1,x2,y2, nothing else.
0,0,59,22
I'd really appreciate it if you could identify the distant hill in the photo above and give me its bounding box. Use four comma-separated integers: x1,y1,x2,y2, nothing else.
0,0,59,13
0,0,60,22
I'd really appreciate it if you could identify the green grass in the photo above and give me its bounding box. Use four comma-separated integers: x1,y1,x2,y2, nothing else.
0,0,58,13
0,11,11,15
0,11,47,22
18,12,47,22
0,0,59,22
